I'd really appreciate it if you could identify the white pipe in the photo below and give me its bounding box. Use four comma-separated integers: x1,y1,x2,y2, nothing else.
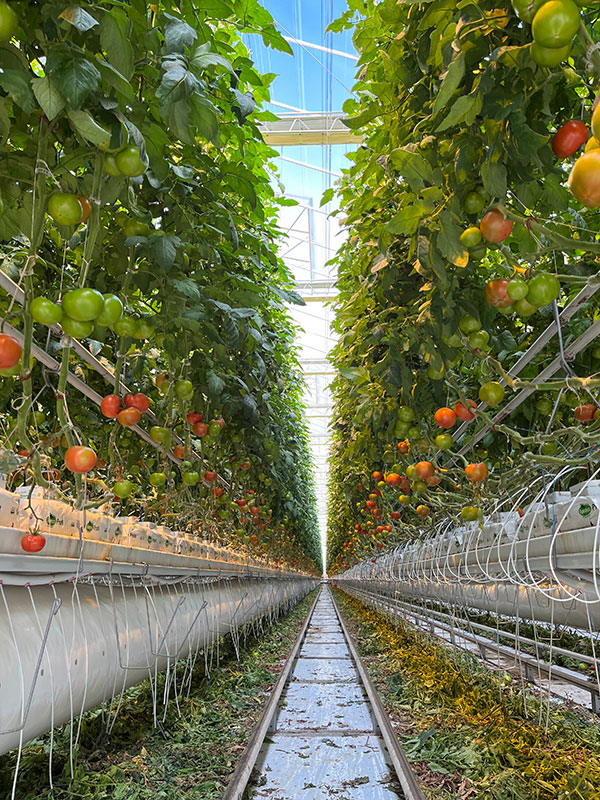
0,577,315,755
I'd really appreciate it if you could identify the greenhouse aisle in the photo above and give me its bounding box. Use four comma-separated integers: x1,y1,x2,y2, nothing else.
247,587,408,799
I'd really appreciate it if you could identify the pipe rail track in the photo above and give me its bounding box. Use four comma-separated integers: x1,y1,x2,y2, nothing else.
223,585,424,800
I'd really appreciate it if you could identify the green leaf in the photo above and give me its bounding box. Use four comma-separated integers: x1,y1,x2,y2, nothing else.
190,43,234,74
0,70,35,114
96,60,136,102
436,211,468,267
59,7,99,32
190,95,220,144
389,148,435,191
233,89,257,124
480,160,507,199
67,109,110,145
46,44,101,109
432,52,465,116
31,77,65,120
199,0,234,16
321,188,334,206
100,9,134,79
147,234,180,270
164,13,198,54
172,277,202,301
206,370,225,397
157,57,201,105
167,99,192,144
436,91,482,133
387,198,433,236
339,366,370,384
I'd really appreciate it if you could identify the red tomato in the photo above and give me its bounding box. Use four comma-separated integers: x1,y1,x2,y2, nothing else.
21,532,46,552
193,421,209,437
397,440,409,454
552,120,588,158
575,404,597,422
465,462,488,482
0,334,22,369
434,407,457,429
414,461,434,479
117,407,141,427
64,446,97,473
124,393,150,413
480,209,513,243
240,460,251,471
484,278,513,308
455,399,477,420
372,471,383,481
101,394,121,418
186,411,203,424
212,486,225,498
390,511,402,520
173,444,185,459
204,470,217,482
426,475,442,487
250,506,259,516
76,195,92,222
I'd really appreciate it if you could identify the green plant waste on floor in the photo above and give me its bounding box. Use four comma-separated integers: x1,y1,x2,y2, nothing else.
334,590,600,800
0,590,317,800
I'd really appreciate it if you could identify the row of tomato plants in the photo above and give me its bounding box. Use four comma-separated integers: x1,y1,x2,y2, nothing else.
0,1,320,572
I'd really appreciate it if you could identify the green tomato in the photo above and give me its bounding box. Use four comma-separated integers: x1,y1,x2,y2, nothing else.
468,330,490,349
62,288,104,322
395,420,411,436
408,426,420,438
458,314,480,334
61,316,94,338
526,272,560,307
460,226,483,248
0,2,18,41
469,244,487,262
208,422,222,436
96,294,123,326
435,433,453,450
175,379,194,399
123,219,150,237
541,441,558,455
114,480,135,498
150,426,171,444
104,154,122,177
115,145,146,177
479,381,505,406
0,354,35,377
397,405,415,422
47,193,83,226
133,319,154,339
32,410,45,425
530,41,571,67
532,0,580,49
182,471,200,486
412,479,427,494
461,506,479,521
463,190,486,215
536,396,553,415
515,297,539,317
113,315,137,337
592,344,600,359
30,296,63,326
149,472,167,487
427,365,445,380
506,276,529,300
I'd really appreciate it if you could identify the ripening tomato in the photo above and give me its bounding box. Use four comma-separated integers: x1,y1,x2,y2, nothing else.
386,472,403,487
465,462,488,482
117,407,141,427
455,399,477,420
485,278,513,309
47,193,84,226
435,433,453,450
124,393,150,413
552,120,588,158
173,445,185,459
187,411,203,424
212,487,225,498
568,151,600,207
21,532,46,552
480,209,513,243
414,461,434,479
416,504,431,518
193,421,209,437
100,394,121,418
76,195,92,223
575,404,597,422
0,334,22,369
210,417,226,430
240,460,251,471
372,471,384,481
434,407,457,429
204,470,217,482
64,446,97,473
397,440,409,454
479,381,505,406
